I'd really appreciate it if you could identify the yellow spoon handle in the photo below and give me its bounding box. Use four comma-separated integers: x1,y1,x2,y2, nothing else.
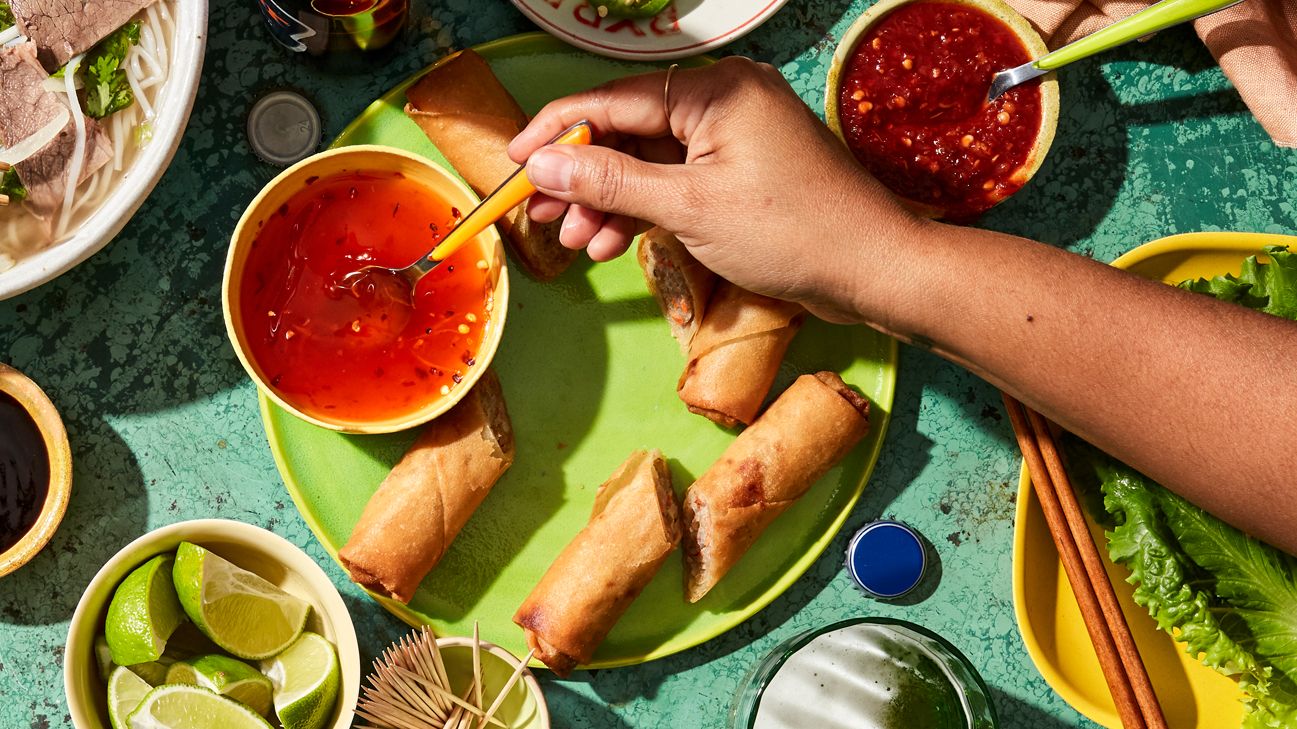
429,120,593,263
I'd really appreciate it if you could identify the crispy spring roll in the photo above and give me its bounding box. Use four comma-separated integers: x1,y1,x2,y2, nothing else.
677,281,805,428
514,449,681,677
405,49,576,281
339,370,515,603
638,228,717,351
683,372,870,602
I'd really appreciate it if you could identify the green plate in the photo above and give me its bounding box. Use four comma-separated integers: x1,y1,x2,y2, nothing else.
260,32,898,669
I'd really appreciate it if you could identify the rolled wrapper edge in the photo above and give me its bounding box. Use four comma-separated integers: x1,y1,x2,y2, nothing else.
683,371,870,602
338,371,514,604
514,449,680,676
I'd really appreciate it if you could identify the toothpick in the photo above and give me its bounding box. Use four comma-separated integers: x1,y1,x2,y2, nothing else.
478,649,535,729
357,626,514,729
391,665,506,727
472,623,483,713
356,701,437,729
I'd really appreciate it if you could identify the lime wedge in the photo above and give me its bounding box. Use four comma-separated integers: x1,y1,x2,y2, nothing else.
106,555,187,666
171,542,310,660
126,684,273,729
262,632,339,729
128,658,173,686
166,654,273,717
96,635,117,681
107,666,152,729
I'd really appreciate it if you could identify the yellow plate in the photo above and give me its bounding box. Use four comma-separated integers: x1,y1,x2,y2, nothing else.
1011,231,1297,728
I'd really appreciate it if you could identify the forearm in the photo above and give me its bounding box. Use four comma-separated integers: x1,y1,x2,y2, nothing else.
852,221,1297,553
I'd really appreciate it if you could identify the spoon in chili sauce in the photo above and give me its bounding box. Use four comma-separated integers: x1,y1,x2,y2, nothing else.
344,120,594,298
987,0,1242,101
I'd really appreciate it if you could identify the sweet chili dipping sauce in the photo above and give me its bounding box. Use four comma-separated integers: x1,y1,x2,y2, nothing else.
838,1,1043,220
240,170,492,423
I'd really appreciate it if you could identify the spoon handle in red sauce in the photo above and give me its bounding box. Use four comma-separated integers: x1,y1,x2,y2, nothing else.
429,120,594,264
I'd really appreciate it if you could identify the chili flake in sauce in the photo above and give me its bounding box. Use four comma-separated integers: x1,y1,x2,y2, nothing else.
838,1,1043,220
240,170,492,423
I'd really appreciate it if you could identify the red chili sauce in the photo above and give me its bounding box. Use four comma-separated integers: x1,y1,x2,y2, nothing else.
838,1,1043,220
240,170,491,423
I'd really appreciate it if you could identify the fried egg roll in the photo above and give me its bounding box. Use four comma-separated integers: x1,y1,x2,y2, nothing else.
514,449,681,677
638,228,717,351
404,49,576,281
683,372,870,602
339,369,515,603
677,281,805,428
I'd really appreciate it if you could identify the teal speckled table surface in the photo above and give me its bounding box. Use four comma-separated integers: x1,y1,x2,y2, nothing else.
3,2,1296,727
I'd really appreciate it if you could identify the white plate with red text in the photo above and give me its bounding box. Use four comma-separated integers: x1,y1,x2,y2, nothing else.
508,0,790,60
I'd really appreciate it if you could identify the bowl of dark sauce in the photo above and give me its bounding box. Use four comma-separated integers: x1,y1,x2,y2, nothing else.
0,364,72,577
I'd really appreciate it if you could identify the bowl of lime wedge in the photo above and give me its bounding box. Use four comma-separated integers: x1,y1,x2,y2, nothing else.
64,519,359,729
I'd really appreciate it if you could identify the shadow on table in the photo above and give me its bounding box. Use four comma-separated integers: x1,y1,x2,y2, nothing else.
734,0,859,66
975,26,1241,250
0,416,146,626
340,589,411,667
990,686,1087,729
537,681,634,729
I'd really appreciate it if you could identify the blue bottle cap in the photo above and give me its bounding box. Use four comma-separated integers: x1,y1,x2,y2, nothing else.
846,520,927,599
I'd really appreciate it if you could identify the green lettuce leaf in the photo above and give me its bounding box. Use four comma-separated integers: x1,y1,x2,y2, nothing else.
1094,453,1261,676
1080,447,1297,727
0,168,26,204
1156,490,1297,685
82,20,141,119
1178,245,1297,319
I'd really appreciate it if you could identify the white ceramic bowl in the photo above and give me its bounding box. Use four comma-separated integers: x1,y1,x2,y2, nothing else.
0,1,209,300
64,519,360,729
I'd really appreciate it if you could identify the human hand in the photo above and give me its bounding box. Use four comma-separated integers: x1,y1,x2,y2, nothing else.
508,57,926,323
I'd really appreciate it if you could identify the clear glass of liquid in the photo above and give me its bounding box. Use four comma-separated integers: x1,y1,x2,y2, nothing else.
731,618,997,729
257,0,410,57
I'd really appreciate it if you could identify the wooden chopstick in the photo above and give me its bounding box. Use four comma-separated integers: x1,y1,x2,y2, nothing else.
0,194,8,207
1002,394,1168,729
1022,407,1168,728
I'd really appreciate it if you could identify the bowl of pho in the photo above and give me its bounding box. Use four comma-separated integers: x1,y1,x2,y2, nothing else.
0,0,206,300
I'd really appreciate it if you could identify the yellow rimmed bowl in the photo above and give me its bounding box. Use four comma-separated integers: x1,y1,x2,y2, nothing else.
824,0,1060,219
65,518,361,729
222,145,509,434
428,636,551,729
0,363,72,577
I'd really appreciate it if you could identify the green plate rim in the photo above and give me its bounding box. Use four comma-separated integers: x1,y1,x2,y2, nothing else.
259,31,900,669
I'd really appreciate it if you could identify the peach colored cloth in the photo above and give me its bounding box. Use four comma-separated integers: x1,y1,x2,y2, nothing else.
1005,0,1297,147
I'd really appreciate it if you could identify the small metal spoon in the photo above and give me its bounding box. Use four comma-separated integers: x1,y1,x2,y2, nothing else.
345,120,593,294
988,0,1243,102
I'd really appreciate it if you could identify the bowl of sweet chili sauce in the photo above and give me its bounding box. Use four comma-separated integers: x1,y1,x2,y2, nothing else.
826,0,1060,222
0,364,73,578
223,146,509,434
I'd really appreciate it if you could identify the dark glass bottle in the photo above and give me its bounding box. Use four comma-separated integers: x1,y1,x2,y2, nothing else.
256,0,410,61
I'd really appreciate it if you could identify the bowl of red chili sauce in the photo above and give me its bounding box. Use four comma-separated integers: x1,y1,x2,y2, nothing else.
826,0,1059,221
223,146,508,433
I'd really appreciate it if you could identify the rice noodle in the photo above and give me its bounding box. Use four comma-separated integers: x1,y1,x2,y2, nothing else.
125,54,154,120
57,54,87,239
2,1,176,260
0,26,21,45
